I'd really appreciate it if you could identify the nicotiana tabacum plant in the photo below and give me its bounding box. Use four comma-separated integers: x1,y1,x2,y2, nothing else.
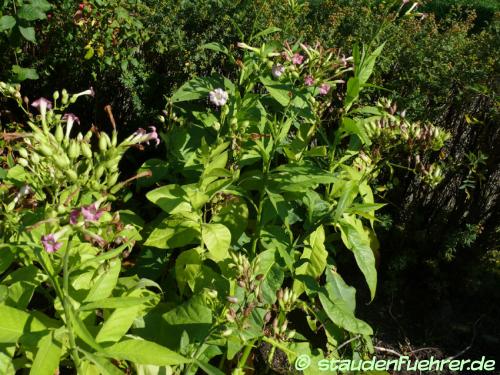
129,37,450,374
0,83,191,374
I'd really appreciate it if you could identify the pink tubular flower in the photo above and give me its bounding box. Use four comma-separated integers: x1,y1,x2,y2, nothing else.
62,113,80,138
292,53,304,65
62,113,80,125
42,234,63,253
319,83,331,95
146,126,160,146
31,97,53,112
69,209,80,225
304,76,314,86
81,203,104,222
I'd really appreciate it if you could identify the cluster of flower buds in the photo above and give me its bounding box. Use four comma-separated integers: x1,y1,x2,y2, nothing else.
270,316,295,341
276,287,298,312
364,98,450,152
2,85,160,204
0,82,22,104
420,162,444,187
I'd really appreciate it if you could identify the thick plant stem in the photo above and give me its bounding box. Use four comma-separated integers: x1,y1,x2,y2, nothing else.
237,339,256,371
62,235,81,369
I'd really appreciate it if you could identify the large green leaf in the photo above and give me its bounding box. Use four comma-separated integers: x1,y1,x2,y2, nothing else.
103,339,189,365
95,289,153,344
18,5,47,21
162,295,212,347
84,259,121,302
0,305,46,343
325,268,357,314
318,292,372,335
211,198,248,243
201,223,231,262
293,225,328,296
18,26,36,42
144,216,200,249
146,184,192,214
0,16,16,31
259,77,291,106
30,330,62,375
338,215,377,301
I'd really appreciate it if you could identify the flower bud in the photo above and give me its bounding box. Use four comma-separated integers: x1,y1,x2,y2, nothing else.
95,165,105,179
226,296,238,304
38,144,53,157
107,172,119,188
61,89,69,104
81,142,92,159
222,329,233,337
31,152,40,164
68,141,80,159
55,125,64,142
99,134,108,152
18,148,28,158
53,91,60,101
18,158,29,167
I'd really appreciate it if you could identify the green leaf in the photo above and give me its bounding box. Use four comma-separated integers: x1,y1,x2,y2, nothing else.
344,77,360,111
334,180,358,221
211,198,248,243
18,26,36,42
80,297,154,311
85,259,121,302
102,339,190,366
0,247,14,275
293,225,328,296
175,248,202,295
162,295,212,346
18,5,46,21
250,27,281,41
0,16,16,31
30,331,62,375
144,217,200,249
319,292,373,335
146,184,192,214
357,43,385,85
200,42,230,57
80,349,123,375
30,0,52,11
0,305,46,343
325,268,356,313
259,77,291,106
338,215,377,301
172,76,231,103
11,65,39,81
202,223,231,262
194,359,225,375
84,47,94,60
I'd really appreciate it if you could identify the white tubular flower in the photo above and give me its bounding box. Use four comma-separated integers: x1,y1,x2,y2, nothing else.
75,87,95,98
209,88,229,107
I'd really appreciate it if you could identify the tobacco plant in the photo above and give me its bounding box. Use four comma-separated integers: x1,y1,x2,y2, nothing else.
0,33,449,374
134,37,449,374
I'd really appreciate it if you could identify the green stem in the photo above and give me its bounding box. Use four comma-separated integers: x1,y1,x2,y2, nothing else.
237,338,256,370
250,190,264,258
62,235,81,369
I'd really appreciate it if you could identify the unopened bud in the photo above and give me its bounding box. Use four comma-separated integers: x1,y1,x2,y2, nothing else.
18,148,28,158
18,158,29,167
226,296,238,304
